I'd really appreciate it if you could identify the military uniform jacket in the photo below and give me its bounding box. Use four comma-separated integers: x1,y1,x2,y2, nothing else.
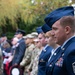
38,45,53,75
12,38,26,65
47,36,75,75
46,47,61,75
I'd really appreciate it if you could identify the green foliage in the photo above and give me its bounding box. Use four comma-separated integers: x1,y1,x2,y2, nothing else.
21,0,69,24
0,0,72,38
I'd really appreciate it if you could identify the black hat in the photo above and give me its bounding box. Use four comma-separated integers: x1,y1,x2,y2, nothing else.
42,24,52,33
44,6,74,28
15,29,26,36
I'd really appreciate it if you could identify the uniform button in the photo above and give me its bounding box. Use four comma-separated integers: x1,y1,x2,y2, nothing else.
49,64,52,67
62,53,64,56
54,53,56,55
62,48,65,50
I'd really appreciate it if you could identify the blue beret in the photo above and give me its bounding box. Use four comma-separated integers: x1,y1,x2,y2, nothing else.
42,24,52,33
36,26,43,34
15,29,26,36
44,6,74,28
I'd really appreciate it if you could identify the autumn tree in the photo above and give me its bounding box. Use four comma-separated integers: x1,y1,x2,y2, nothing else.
0,0,71,38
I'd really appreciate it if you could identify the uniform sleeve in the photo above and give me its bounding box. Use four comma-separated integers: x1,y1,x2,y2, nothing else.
20,49,31,66
65,49,75,75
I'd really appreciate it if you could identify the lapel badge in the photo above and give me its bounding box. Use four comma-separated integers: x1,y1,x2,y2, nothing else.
40,59,45,62
62,53,64,57
54,53,56,56
61,47,65,50
43,49,46,52
49,64,52,67
72,62,75,74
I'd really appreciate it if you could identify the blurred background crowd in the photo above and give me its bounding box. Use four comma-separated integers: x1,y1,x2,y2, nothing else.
0,30,43,75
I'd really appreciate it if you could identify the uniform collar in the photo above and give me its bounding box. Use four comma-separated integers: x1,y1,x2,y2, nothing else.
18,38,22,41
52,46,60,54
18,38,23,43
43,44,49,52
61,35,75,49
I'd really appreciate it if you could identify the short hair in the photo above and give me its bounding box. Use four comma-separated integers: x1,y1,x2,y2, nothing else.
60,16,75,32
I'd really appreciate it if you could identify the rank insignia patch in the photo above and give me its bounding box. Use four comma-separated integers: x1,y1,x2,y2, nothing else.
72,62,75,73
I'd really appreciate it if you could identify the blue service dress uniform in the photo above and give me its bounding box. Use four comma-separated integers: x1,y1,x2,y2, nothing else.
12,38,26,65
38,45,53,75
46,47,61,75
46,36,75,75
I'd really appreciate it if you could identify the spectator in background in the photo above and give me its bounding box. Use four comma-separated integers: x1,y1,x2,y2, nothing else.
2,41,11,75
20,33,37,75
27,38,43,75
11,29,26,75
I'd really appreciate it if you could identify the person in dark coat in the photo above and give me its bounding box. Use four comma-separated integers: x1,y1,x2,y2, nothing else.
11,29,26,75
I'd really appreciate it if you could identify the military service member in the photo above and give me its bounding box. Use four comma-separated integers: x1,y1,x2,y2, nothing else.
11,29,26,75
45,6,75,75
36,26,53,75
